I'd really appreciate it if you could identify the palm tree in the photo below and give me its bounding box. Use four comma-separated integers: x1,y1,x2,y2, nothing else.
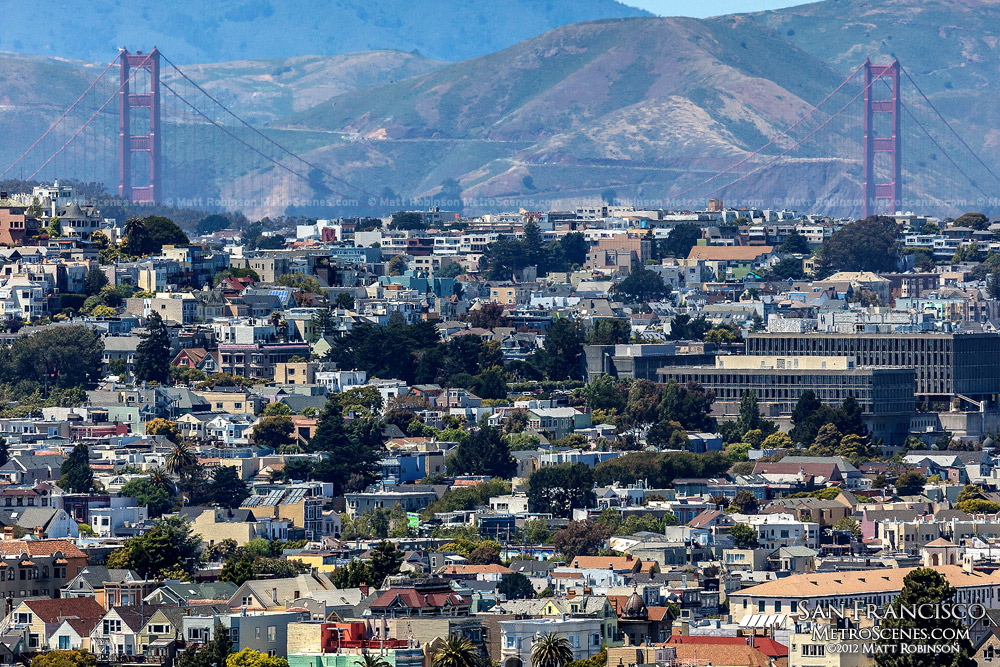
165,441,198,476
147,467,174,495
359,655,391,667
531,633,574,667
123,216,147,255
123,216,146,239
433,636,478,667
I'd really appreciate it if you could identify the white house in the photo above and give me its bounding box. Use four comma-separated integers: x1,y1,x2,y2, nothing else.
499,618,604,667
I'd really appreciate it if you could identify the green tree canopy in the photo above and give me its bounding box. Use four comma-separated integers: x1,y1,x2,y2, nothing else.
527,463,595,518
817,215,900,275
134,312,171,384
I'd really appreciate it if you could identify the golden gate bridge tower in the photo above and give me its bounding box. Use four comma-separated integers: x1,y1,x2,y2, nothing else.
118,48,161,203
862,59,901,218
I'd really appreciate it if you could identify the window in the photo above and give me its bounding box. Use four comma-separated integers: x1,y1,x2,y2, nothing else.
255,627,261,640
267,626,276,642
59,636,70,650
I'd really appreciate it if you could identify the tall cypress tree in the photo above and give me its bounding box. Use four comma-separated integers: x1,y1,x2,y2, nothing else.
60,444,94,493
134,312,172,383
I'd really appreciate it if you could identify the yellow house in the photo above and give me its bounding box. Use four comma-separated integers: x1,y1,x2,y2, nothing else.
6,597,106,651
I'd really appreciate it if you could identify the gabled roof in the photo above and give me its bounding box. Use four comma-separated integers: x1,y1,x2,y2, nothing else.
687,245,774,262
23,597,106,625
0,539,86,558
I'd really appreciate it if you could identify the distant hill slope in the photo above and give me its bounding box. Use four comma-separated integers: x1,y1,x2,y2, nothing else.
0,50,444,169
751,0,1000,152
272,15,856,214
0,0,649,64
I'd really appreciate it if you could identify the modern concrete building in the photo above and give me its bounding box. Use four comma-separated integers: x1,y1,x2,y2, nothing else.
745,332,1000,406
657,355,915,444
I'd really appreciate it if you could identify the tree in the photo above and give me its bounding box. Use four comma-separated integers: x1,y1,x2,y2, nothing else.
106,515,201,578
59,444,94,493
10,326,104,390
84,267,109,296
668,314,710,341
660,223,701,258
330,559,375,588
433,636,478,667
197,214,231,235
358,656,390,667
872,473,889,490
210,467,250,509
142,216,190,255
895,471,927,497
134,312,172,384
612,266,670,302
253,415,295,452
123,216,149,256
146,418,179,442
837,395,868,438
262,402,293,416
817,215,900,275
552,520,610,561
226,649,288,667
386,255,408,276
956,498,1000,514
120,478,173,518
659,380,716,432
588,318,631,345
834,516,862,538
468,542,502,565
178,621,232,667
761,431,795,449
466,302,510,330
766,257,805,280
532,632,575,667
837,433,870,460
31,651,97,667
735,390,764,438
990,266,1000,300
956,484,983,504
219,554,255,586
729,523,758,549
390,212,426,230
954,212,990,231
618,379,662,434
874,568,976,667
528,463,596,518
780,231,810,254
369,540,404,585
165,441,199,477
306,400,383,495
498,572,535,600
809,423,843,456
789,390,833,445
532,318,585,381
727,490,759,514
0,436,9,467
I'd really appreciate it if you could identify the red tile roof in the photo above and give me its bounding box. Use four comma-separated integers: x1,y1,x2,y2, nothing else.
369,588,468,610
0,540,86,558
23,597,106,624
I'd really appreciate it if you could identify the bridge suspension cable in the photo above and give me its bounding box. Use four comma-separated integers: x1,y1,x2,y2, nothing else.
159,52,376,200
0,56,119,179
27,53,154,181
899,63,1000,190
669,62,867,202
699,66,884,199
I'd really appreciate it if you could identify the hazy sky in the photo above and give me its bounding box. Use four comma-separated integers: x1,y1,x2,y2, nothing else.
626,0,811,17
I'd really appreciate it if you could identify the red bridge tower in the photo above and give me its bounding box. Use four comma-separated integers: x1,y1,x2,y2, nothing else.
863,60,902,218
118,48,161,204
